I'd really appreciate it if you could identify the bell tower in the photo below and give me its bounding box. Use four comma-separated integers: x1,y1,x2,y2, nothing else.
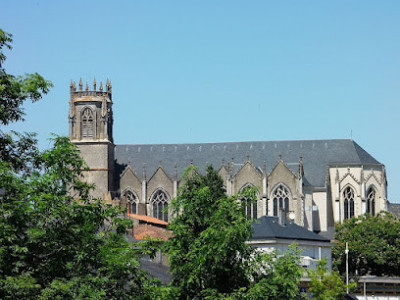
68,78,114,199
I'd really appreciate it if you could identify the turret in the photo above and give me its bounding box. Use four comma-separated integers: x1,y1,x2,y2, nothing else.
68,78,115,199
68,78,113,142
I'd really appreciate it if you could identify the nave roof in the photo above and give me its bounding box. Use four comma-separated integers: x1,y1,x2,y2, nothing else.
115,139,382,188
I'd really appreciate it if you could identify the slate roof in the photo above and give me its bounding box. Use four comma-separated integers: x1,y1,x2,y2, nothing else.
140,259,172,284
251,216,330,242
115,139,382,188
389,203,400,217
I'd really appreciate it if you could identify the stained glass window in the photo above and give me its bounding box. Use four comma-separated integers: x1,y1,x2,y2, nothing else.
367,188,376,216
125,191,137,214
343,186,355,219
151,190,169,222
272,184,290,217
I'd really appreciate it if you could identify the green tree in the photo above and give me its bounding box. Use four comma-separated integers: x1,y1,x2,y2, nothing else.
0,29,52,174
306,259,354,300
0,29,156,299
1,136,156,299
0,30,52,126
333,211,400,277
163,165,303,299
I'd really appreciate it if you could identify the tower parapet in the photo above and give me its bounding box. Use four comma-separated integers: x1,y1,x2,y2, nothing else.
70,78,112,99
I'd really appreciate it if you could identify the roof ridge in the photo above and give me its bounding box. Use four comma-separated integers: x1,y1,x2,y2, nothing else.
116,138,354,147
351,140,381,165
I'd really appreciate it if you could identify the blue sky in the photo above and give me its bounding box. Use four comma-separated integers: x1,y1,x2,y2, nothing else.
2,1,400,202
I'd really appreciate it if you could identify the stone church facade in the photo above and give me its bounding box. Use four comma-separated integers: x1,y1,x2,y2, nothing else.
68,80,388,237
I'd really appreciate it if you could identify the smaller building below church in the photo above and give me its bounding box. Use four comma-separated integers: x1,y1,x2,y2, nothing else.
250,216,333,270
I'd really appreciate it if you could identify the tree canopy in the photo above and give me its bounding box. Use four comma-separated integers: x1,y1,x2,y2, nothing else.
0,29,53,174
0,29,53,126
163,165,303,299
333,211,400,277
1,28,310,299
0,29,156,299
305,258,355,300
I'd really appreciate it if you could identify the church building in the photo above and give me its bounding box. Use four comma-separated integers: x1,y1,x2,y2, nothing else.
68,79,388,238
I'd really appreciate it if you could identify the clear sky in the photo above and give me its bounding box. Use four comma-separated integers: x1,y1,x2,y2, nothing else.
2,1,400,202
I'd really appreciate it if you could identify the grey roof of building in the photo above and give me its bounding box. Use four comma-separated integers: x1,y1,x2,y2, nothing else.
115,139,382,188
251,216,330,242
389,203,400,217
140,259,172,284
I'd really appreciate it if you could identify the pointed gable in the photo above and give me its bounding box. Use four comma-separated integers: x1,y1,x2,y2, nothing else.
147,166,173,201
233,160,263,194
218,164,230,182
268,160,299,197
120,166,142,201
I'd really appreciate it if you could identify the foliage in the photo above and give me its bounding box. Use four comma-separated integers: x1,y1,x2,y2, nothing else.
0,29,155,299
305,258,355,300
0,29,52,175
0,28,306,299
164,165,303,299
333,211,400,277
0,29,53,126
0,135,157,299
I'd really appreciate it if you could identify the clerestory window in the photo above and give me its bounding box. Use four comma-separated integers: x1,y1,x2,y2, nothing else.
125,191,137,214
343,186,355,220
366,188,376,216
272,184,290,217
240,185,258,219
151,190,169,222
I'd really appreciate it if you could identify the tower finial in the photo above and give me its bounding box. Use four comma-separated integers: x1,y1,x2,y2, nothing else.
93,77,97,91
99,81,103,91
85,82,89,91
79,78,83,90
70,80,74,92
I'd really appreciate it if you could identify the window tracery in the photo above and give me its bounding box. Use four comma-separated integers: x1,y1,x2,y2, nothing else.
343,186,355,219
272,184,290,217
240,185,258,219
366,187,376,216
125,191,137,214
81,108,94,138
151,190,169,222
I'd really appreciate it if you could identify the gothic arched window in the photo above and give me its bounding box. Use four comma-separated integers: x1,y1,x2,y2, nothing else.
343,186,355,219
366,187,376,216
81,108,94,138
240,185,258,219
125,191,137,214
272,184,290,217
151,190,169,222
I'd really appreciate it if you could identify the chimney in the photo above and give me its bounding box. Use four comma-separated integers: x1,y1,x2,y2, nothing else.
278,209,286,226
